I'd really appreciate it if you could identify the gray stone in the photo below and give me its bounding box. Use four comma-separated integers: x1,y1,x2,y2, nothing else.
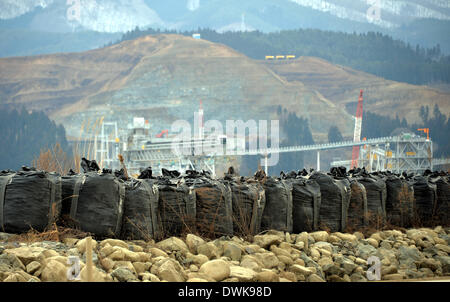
0,253,26,271
111,267,138,282
356,243,377,260
398,246,422,268
350,272,367,282
434,255,450,274
223,242,242,261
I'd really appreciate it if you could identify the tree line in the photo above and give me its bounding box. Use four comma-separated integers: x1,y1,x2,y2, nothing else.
110,27,450,86
0,107,70,171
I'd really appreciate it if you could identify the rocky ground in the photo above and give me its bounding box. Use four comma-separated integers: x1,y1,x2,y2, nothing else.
0,227,449,282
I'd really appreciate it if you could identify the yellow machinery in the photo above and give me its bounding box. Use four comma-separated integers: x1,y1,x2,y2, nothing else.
265,56,275,60
276,55,285,60
286,55,296,59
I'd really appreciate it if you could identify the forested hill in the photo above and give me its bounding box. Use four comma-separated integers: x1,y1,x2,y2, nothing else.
113,28,450,86
0,107,69,170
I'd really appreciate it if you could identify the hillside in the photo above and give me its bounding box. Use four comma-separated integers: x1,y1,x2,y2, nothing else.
264,57,450,124
0,34,354,142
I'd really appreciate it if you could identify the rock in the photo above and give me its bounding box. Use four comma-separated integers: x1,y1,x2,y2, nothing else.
253,235,282,249
311,231,329,243
318,257,334,267
4,247,46,266
322,263,344,276
63,238,79,247
254,271,279,282
366,238,379,248
306,274,326,282
229,266,257,282
240,257,262,272
140,272,160,282
128,245,144,253
100,257,115,272
113,261,137,275
398,246,422,268
157,259,186,282
187,272,216,282
80,266,111,282
189,264,198,272
295,232,309,250
187,278,209,282
223,277,240,282
370,233,383,243
350,272,367,282
76,237,98,254
190,254,209,266
100,239,128,249
255,253,279,269
185,234,205,254
309,247,320,261
335,256,357,275
313,242,334,253
223,242,242,261
270,245,291,258
383,273,404,281
111,267,138,282
290,264,315,277
0,253,26,271
381,265,398,276
156,237,189,254
197,242,220,259
334,233,358,243
279,271,297,282
132,262,147,275
277,255,294,266
435,255,450,274
353,232,365,240
418,258,441,271
42,249,60,259
328,235,341,244
199,260,230,281
356,243,377,260
149,247,168,258
435,244,450,254
26,261,41,275
41,259,69,282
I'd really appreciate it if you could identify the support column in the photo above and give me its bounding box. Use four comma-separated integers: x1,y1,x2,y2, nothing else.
264,154,268,176
317,151,320,172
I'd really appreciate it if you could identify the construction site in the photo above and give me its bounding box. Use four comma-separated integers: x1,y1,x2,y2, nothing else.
73,90,449,177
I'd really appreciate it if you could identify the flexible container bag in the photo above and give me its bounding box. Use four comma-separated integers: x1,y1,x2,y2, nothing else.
385,176,414,227
432,176,449,226
347,179,368,230
260,177,293,233
410,175,437,226
287,177,321,233
0,170,61,234
61,172,125,238
309,172,350,232
356,175,387,226
121,179,160,240
156,178,196,237
229,178,266,235
185,177,233,238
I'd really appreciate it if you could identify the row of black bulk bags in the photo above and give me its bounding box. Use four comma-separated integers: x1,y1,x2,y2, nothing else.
227,177,266,235
347,179,368,229
0,170,61,234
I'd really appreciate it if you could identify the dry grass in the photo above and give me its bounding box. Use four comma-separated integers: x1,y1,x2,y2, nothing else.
5,223,92,244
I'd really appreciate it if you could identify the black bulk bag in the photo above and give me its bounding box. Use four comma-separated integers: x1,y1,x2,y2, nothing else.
260,177,293,233
156,178,196,237
0,170,61,234
356,175,387,226
309,172,350,232
185,177,233,238
385,175,414,227
347,179,368,230
121,179,160,240
430,175,449,226
410,175,437,226
286,177,321,233
229,178,266,235
61,172,125,238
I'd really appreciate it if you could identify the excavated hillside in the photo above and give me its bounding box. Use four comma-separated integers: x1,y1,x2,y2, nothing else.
264,57,450,124
0,34,353,141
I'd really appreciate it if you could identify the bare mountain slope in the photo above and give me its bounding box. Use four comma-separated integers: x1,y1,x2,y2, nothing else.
0,34,354,141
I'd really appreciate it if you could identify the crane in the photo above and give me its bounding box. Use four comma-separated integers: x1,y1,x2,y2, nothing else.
351,90,364,169
156,130,169,138
417,128,430,140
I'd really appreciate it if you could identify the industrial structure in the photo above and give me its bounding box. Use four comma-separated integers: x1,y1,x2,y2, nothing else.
88,94,449,177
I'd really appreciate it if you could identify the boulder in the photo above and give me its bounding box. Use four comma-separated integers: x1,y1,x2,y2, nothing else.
229,266,257,282
111,267,138,282
199,260,230,281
